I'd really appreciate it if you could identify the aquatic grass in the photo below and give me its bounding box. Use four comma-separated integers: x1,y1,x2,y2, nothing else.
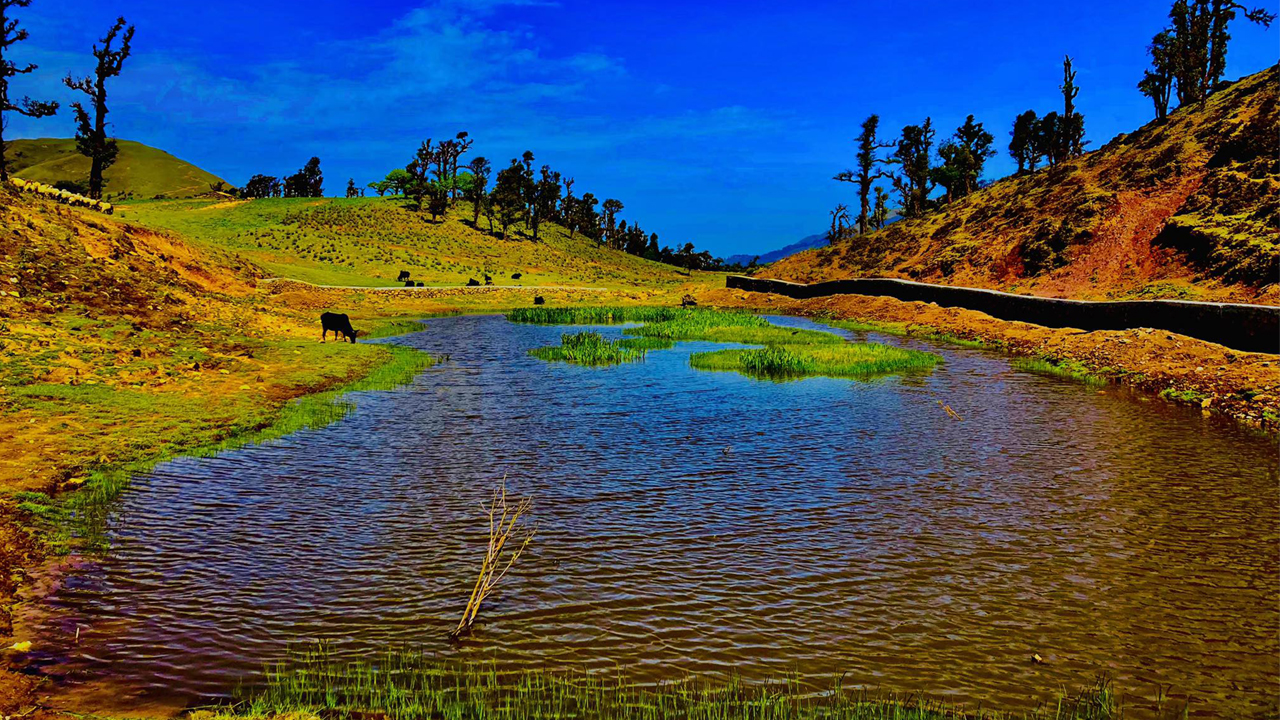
214,647,1133,720
824,319,989,349
616,336,675,351
625,310,841,346
1011,357,1107,386
32,343,434,553
691,343,940,381
529,332,647,366
507,306,684,325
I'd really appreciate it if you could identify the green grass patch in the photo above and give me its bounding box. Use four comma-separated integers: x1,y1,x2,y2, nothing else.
616,336,675,351
1011,357,1107,386
518,307,935,381
625,310,840,346
823,319,988,349
691,343,940,381
1159,387,1210,405
20,343,433,553
529,332,647,366
507,306,684,325
212,647,1129,720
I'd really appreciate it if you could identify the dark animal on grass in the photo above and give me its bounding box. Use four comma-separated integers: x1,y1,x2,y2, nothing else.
416,281,424,287
511,272,522,280
404,280,415,287
467,278,481,287
534,296,545,305
484,274,493,285
681,294,698,308
397,270,411,282
320,312,359,343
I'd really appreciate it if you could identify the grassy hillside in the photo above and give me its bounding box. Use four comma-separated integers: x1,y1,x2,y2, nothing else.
764,64,1279,305
5,138,228,200
119,196,711,289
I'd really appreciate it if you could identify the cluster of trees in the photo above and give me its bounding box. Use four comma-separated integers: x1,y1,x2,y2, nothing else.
1138,0,1275,120
1007,57,1088,174
372,133,732,271
832,55,1086,237
834,111,998,232
241,157,325,198
829,0,1273,241
0,1,133,198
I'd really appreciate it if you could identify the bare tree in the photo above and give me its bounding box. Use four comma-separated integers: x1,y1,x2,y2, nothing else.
63,16,134,199
0,0,58,182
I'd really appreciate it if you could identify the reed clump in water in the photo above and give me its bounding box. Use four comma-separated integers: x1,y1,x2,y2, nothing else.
507,306,683,325
220,647,1132,720
624,310,839,346
452,480,536,639
529,331,648,366
690,343,940,380
1011,357,1107,386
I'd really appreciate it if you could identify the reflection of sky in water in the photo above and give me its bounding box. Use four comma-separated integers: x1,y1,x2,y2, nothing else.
28,315,1280,717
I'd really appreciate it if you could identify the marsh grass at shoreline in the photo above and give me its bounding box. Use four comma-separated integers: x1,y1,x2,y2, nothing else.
16,340,434,552
211,648,1136,720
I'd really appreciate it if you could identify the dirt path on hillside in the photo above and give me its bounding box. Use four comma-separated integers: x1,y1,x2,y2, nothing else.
702,287,1280,430
1035,177,1205,298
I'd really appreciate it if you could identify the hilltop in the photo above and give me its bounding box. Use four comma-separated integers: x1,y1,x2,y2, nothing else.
5,138,228,200
119,196,712,290
763,65,1279,305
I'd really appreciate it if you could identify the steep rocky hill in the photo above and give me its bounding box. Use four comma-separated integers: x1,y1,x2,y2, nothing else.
764,65,1279,305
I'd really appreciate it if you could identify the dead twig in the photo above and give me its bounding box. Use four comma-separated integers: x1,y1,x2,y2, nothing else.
937,400,963,421
451,477,535,639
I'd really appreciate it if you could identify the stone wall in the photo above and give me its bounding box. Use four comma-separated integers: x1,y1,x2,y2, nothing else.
725,276,1279,354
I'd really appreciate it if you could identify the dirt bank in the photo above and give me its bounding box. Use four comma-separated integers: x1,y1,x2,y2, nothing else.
702,287,1280,431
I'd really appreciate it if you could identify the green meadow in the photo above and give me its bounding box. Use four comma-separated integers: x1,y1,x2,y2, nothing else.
119,197,709,290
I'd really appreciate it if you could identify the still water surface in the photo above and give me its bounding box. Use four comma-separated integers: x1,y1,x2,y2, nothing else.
29,315,1280,715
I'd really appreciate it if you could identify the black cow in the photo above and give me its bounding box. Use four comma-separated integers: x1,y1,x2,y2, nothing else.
511,272,522,280
484,274,493,285
467,278,481,287
397,270,411,282
416,281,424,287
320,312,358,343
534,295,545,305
404,280,415,287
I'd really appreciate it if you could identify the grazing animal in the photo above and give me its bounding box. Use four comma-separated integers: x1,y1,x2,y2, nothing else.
467,278,481,287
404,280,416,287
534,296,545,305
511,272,522,280
397,270,411,282
320,312,358,343
416,281,424,287
681,294,698,308
484,274,493,285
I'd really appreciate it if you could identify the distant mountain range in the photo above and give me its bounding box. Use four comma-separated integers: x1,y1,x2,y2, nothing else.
726,233,828,267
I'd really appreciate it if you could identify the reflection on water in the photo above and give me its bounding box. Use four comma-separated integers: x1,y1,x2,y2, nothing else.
27,315,1280,716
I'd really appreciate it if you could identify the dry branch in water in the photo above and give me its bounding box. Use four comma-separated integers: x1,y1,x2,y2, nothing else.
451,478,535,639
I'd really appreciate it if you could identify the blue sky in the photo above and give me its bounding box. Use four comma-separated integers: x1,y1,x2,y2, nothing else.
6,0,1276,257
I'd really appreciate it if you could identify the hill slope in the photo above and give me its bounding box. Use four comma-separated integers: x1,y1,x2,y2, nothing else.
726,233,829,267
119,196,710,290
6,138,228,200
764,65,1279,305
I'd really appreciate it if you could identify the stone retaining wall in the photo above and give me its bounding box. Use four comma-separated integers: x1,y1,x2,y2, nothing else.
726,276,1279,354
